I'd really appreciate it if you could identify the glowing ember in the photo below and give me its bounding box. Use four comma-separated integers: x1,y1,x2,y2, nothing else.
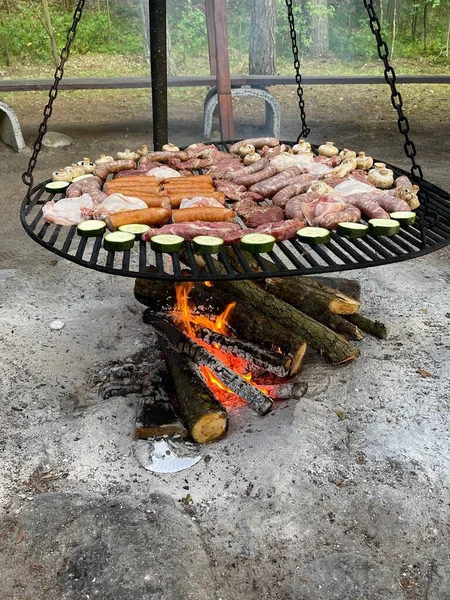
172,283,272,407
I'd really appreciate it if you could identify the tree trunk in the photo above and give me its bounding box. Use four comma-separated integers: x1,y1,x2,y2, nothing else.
310,0,329,57
3,0,11,14
41,0,59,67
391,0,397,58
411,1,418,41
249,0,276,75
446,6,450,59
424,0,432,53
0,14,10,67
166,18,176,76
105,0,112,42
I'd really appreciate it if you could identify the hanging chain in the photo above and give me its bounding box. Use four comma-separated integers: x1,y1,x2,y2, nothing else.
286,0,310,140
22,0,86,197
363,0,423,182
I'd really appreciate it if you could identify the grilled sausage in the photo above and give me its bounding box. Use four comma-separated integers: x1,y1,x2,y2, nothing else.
249,166,303,198
272,175,317,207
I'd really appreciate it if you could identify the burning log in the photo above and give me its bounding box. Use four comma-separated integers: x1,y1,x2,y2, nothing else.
148,315,273,415
198,330,290,378
134,368,188,439
164,348,228,444
136,277,308,375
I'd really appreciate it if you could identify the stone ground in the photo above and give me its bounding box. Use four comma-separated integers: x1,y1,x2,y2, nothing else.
0,89,450,599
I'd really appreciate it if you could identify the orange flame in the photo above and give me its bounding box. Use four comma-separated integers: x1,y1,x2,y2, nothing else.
171,283,272,408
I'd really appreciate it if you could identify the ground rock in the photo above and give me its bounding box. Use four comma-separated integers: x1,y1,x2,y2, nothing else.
42,131,73,147
0,492,216,600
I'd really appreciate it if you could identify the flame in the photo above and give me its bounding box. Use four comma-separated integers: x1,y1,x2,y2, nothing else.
172,283,273,408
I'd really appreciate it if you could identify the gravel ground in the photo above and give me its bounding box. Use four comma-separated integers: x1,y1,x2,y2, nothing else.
0,89,450,599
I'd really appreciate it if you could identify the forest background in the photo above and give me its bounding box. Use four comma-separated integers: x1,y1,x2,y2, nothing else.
1,0,450,77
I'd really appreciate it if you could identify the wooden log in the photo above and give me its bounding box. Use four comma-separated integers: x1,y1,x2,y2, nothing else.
345,313,388,339
136,276,308,375
265,276,360,315
164,349,228,444
134,368,188,439
150,316,273,415
307,276,361,303
213,277,360,365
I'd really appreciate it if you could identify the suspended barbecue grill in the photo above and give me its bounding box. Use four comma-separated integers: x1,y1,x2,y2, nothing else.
19,0,450,282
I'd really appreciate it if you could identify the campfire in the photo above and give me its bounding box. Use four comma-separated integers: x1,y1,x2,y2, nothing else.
133,260,387,444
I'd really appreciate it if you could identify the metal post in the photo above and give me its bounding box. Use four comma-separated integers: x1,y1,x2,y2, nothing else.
149,0,168,150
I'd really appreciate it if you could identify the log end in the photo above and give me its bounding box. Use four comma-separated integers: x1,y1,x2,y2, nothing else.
191,412,228,444
288,341,308,377
329,296,361,315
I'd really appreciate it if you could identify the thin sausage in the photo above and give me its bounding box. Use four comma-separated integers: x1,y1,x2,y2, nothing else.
249,166,303,198
106,207,171,231
233,165,278,188
272,175,317,207
93,160,136,179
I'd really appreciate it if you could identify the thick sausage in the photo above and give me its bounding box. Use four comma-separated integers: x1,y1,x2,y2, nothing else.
227,157,269,181
249,166,303,198
93,160,136,179
272,174,317,207
106,207,171,231
346,191,410,213
229,138,279,153
172,207,235,223
138,151,189,165
233,165,278,188
162,175,214,185
167,192,226,208
345,195,390,219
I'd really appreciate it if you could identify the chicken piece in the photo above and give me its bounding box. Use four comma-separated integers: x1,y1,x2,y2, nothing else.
92,193,148,220
299,194,347,226
42,194,94,226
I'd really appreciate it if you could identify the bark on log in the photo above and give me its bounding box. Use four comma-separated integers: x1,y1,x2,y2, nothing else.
266,276,360,315
306,276,361,303
164,348,228,444
345,313,388,340
213,277,360,365
136,277,307,375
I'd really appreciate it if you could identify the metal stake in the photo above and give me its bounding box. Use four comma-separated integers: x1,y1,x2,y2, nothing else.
149,0,168,150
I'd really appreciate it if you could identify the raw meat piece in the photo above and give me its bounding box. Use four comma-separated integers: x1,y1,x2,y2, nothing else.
333,178,374,196
214,180,247,201
345,195,390,219
168,156,216,171
301,162,333,176
42,194,94,226
116,162,164,177
146,166,181,180
299,195,347,226
284,197,304,221
254,219,306,241
179,197,224,209
271,175,318,207
249,166,304,198
93,193,147,219
143,221,245,244
66,176,107,203
270,153,314,172
235,199,259,219
245,206,285,228
313,155,341,167
206,156,243,179
318,205,361,230
259,144,291,159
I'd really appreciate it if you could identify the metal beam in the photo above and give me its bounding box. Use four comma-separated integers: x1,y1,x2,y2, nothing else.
149,0,168,150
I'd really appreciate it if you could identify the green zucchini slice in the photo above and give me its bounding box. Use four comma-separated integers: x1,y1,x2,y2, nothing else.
45,181,70,194
389,211,416,226
336,222,368,239
72,174,94,183
192,235,224,254
118,224,151,238
368,218,400,236
77,220,106,238
296,227,331,245
239,233,276,253
103,231,135,251
150,234,185,253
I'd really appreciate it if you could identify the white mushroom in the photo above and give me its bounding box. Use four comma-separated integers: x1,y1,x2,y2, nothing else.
52,168,73,183
116,149,140,161
355,151,374,171
162,143,180,152
77,157,95,174
292,139,312,154
94,154,114,165
137,145,149,157
318,141,339,158
324,157,357,179
339,148,357,161
368,163,394,189
237,143,256,158
243,152,261,166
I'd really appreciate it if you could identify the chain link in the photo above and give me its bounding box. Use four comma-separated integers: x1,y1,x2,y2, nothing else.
285,0,310,141
363,0,424,181
22,0,86,197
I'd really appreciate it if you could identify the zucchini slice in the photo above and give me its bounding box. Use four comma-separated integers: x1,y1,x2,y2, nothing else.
118,224,151,238
72,174,94,183
103,231,135,251
337,222,368,239
239,233,276,253
77,220,106,238
45,180,70,194
296,227,331,245
389,211,416,226
150,234,185,253
368,218,400,236
192,235,224,254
